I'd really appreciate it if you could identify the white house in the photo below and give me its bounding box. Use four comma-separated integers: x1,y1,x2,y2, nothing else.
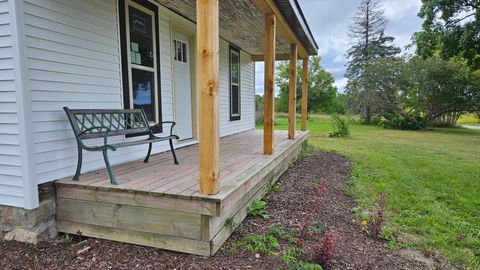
0,0,317,250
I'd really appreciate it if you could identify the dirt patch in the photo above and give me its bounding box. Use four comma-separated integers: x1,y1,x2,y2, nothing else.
0,151,427,270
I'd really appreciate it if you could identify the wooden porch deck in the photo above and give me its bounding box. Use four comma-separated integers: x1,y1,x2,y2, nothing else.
55,130,309,256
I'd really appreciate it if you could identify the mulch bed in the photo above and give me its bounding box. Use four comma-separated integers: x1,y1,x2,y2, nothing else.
0,151,428,270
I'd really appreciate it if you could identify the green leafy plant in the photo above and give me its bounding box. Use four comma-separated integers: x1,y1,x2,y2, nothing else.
309,224,326,236
234,235,280,256
268,226,298,244
328,114,350,137
281,248,323,270
270,183,281,192
268,226,286,238
225,217,239,231
247,199,269,219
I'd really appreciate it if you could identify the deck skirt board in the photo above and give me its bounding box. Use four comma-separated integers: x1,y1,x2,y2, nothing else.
55,130,309,255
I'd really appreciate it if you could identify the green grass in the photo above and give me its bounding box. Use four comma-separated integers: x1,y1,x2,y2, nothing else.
259,114,480,269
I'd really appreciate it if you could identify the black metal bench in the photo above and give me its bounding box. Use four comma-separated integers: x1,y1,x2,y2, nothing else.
63,107,179,185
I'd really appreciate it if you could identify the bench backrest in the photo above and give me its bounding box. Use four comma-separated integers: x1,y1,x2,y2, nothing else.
63,107,150,139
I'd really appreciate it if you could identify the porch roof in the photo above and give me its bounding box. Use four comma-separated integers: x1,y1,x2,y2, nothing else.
154,0,318,58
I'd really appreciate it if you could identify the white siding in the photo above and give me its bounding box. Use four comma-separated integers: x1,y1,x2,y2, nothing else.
0,0,256,207
24,0,175,184
219,39,255,136
0,0,25,207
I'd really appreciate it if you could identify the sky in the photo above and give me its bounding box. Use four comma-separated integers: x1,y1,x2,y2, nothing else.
254,0,424,95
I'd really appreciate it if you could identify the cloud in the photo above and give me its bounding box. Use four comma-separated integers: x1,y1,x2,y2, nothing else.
255,0,423,94
333,78,348,90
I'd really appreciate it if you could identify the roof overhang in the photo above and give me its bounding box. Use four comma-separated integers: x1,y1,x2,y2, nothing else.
273,0,318,55
154,0,318,58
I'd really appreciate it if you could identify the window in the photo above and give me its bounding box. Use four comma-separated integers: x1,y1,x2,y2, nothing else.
174,40,187,63
119,0,162,133
229,46,240,121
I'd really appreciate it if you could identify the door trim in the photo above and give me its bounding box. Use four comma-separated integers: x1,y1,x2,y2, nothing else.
172,30,194,141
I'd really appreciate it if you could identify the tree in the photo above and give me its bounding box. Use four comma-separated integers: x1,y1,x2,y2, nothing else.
361,56,480,129
275,56,341,114
414,0,480,70
345,0,400,123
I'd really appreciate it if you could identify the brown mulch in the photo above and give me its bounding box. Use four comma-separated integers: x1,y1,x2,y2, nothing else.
0,151,428,270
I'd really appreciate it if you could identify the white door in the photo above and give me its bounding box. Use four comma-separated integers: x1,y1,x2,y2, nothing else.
173,32,193,140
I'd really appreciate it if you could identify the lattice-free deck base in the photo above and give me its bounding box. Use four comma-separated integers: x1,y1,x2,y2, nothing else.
55,130,309,256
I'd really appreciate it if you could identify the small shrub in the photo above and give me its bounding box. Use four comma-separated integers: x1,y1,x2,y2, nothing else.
457,113,480,125
328,114,350,137
369,192,387,238
247,199,269,219
380,112,425,130
311,231,335,267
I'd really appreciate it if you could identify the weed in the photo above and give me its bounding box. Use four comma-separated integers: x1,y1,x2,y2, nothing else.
271,184,281,192
247,200,269,219
380,225,400,249
225,217,239,231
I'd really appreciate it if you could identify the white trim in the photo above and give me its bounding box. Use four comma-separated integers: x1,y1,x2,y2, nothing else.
10,0,39,209
125,0,159,124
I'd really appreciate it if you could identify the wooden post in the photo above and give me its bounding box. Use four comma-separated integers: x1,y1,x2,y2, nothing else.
288,44,297,139
301,58,308,131
197,0,220,195
263,13,276,155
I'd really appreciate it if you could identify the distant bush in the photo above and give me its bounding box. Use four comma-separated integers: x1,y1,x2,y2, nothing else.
458,113,480,125
380,112,425,130
328,114,350,137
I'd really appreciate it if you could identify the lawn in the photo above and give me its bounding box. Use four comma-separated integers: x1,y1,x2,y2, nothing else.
259,114,480,269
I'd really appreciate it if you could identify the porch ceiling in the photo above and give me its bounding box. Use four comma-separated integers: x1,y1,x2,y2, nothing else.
154,0,292,55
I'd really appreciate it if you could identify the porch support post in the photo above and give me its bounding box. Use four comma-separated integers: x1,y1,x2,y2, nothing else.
301,58,308,131
197,0,220,195
263,13,276,155
288,44,297,139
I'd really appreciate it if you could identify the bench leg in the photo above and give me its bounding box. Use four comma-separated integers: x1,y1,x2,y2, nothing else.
73,145,82,181
144,143,152,163
169,139,179,165
102,149,118,185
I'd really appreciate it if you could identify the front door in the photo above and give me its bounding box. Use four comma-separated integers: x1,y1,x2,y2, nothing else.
173,32,193,140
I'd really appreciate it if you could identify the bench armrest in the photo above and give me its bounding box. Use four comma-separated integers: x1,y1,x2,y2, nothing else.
79,126,116,151
152,121,177,137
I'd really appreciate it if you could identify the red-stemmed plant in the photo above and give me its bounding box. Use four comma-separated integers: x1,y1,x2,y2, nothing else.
369,191,387,238
311,230,335,267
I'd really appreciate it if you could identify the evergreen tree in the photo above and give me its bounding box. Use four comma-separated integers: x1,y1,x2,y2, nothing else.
345,0,400,123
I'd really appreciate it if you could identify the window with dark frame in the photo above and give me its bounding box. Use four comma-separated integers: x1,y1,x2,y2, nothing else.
119,0,163,134
229,45,240,121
